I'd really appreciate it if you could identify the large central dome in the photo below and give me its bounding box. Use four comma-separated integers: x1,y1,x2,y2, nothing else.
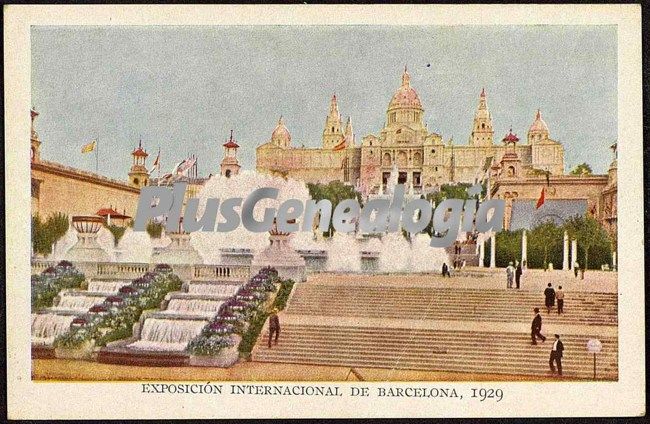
388,67,423,111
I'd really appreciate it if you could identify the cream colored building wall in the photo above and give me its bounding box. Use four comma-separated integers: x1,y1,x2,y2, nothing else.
31,161,141,220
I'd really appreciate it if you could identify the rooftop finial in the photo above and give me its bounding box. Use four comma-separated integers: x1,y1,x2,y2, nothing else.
536,109,542,119
402,65,410,86
480,87,486,97
230,129,234,141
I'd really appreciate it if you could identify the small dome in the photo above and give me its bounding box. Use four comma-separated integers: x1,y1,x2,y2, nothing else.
502,128,520,143
388,67,423,111
271,116,291,145
529,109,549,133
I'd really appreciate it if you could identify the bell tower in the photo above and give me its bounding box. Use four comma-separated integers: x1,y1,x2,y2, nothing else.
469,88,494,146
221,129,241,178
128,139,149,188
322,94,343,149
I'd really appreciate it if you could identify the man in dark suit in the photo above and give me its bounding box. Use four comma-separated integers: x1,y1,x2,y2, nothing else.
268,308,280,348
544,283,556,314
531,307,546,345
549,334,564,376
442,263,450,277
515,262,523,289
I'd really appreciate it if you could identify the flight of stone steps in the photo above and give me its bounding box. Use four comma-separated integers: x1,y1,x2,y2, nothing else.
286,285,617,326
253,324,617,379
252,281,618,379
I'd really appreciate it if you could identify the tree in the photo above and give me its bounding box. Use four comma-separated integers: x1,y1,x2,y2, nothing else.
529,221,564,270
564,215,611,272
31,213,69,256
146,221,164,238
105,224,126,246
570,163,593,176
307,181,361,237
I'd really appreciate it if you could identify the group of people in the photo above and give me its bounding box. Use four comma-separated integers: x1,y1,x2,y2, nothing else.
531,308,565,376
505,261,524,289
441,260,466,277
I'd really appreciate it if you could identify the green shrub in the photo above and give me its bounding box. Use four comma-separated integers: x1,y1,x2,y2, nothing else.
105,224,126,246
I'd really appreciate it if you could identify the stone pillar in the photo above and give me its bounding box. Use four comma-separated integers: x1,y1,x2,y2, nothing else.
571,239,578,269
612,251,617,271
562,231,569,270
478,239,485,268
489,233,496,268
521,230,527,266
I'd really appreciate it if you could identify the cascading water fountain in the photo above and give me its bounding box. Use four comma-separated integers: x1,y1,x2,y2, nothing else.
117,228,153,263
187,283,240,297
325,232,361,272
163,298,225,318
127,318,209,351
53,293,109,312
87,280,131,293
31,314,76,345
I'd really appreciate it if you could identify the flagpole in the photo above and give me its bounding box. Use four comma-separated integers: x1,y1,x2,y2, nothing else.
96,137,99,174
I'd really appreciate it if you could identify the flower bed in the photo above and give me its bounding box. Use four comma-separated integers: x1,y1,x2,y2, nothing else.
53,269,182,350
186,267,280,363
31,260,85,311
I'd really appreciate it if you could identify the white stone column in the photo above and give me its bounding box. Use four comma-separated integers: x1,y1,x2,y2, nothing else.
571,239,578,269
490,233,496,268
612,251,617,271
478,239,485,268
562,231,569,270
521,230,528,266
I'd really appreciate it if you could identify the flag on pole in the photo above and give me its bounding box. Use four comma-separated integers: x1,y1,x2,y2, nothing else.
176,157,197,176
535,187,545,209
81,140,96,153
148,149,161,174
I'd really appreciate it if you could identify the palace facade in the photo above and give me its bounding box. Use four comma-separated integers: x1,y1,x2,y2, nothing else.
256,67,565,195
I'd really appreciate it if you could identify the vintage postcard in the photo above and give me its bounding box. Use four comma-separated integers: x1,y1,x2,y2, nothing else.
5,4,644,419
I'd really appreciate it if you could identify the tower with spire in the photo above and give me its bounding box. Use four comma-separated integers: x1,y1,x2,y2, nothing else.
343,116,355,147
221,129,241,178
128,139,149,188
322,94,344,149
30,108,41,162
469,88,494,147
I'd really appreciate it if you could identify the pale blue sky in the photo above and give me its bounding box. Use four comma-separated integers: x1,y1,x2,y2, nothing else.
31,25,617,179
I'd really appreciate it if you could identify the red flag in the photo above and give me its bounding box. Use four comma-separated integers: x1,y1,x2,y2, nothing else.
535,187,545,209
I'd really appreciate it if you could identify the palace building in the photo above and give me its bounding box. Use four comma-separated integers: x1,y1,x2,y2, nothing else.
256,67,565,195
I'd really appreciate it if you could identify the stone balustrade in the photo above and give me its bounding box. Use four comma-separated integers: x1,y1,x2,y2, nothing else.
31,259,250,282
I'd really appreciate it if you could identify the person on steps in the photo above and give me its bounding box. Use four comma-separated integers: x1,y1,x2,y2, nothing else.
442,263,450,277
268,308,280,348
531,307,546,345
544,283,556,314
506,262,515,288
515,261,523,289
549,334,564,376
555,286,565,315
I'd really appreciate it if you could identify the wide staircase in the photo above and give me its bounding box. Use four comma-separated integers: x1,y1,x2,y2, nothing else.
252,279,618,380
286,284,617,326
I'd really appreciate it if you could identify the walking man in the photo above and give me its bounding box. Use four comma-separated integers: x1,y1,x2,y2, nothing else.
556,286,565,315
531,307,546,345
506,262,515,288
515,261,523,289
544,283,556,314
268,308,280,348
549,334,564,376
574,261,580,278
442,262,450,277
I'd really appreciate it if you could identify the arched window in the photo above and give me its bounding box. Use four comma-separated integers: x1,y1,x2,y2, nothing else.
482,123,485,129
413,151,423,166
133,178,139,186
225,169,232,178
397,151,407,167
382,152,392,167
